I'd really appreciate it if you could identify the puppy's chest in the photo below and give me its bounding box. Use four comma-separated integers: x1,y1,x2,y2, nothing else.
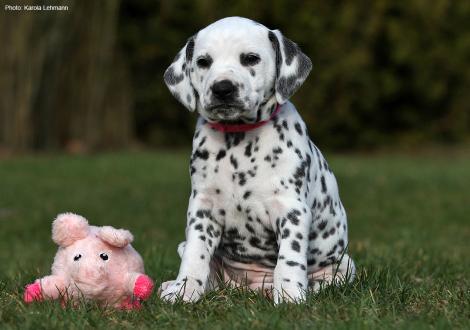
190,129,286,235
192,130,285,197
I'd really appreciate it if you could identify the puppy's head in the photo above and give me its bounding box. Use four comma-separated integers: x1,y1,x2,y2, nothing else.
164,17,312,123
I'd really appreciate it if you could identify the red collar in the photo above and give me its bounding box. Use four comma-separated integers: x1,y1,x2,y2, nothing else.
208,104,281,133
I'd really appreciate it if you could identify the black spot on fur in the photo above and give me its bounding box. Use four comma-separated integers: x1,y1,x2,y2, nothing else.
281,36,298,65
230,155,238,169
225,132,245,149
186,36,195,62
163,66,184,85
307,258,316,265
273,147,283,154
281,228,290,239
249,236,262,247
198,137,206,147
291,240,300,252
268,31,281,80
245,223,255,233
193,149,209,161
286,209,301,225
244,142,253,157
321,176,327,193
317,220,327,230
216,149,226,161
236,172,247,186
282,120,288,130
319,261,330,267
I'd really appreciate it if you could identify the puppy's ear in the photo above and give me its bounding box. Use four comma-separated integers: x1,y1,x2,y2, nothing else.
268,30,312,104
164,35,198,112
52,213,90,247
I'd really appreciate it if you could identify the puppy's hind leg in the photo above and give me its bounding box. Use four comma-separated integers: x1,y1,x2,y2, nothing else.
308,254,356,292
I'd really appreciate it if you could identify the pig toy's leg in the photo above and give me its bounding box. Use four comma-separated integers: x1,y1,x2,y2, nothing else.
24,275,68,303
120,272,154,310
132,274,154,300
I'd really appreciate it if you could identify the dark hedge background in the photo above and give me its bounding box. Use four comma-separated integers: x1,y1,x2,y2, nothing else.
1,0,469,151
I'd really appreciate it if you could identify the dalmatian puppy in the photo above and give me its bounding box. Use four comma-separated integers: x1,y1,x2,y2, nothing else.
160,16,355,304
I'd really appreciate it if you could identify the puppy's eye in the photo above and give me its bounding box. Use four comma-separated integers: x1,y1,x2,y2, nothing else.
240,53,260,66
99,253,109,261
73,254,81,261
196,56,212,69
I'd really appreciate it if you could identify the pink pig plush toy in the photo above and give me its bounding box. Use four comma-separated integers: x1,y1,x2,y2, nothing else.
24,213,154,309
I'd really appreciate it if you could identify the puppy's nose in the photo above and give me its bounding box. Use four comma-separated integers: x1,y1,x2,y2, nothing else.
211,80,236,100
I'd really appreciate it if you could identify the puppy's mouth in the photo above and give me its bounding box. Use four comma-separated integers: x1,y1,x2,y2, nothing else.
206,103,246,122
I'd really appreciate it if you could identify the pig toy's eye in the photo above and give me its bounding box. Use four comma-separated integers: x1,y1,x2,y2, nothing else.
99,253,109,261
73,254,82,261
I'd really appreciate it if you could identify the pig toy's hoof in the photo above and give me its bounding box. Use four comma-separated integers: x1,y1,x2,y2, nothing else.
120,296,142,310
24,282,42,303
133,275,154,301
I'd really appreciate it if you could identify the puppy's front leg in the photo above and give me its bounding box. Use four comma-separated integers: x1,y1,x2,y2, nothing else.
272,199,311,304
160,195,223,302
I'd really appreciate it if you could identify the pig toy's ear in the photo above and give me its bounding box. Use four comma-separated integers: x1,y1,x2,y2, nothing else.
97,226,134,248
52,213,90,247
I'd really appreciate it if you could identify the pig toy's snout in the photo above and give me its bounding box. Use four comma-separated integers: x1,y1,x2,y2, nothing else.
85,267,106,280
80,264,107,281
71,261,108,295
72,274,108,298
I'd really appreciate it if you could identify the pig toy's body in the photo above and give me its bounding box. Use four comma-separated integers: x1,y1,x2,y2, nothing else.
24,213,154,309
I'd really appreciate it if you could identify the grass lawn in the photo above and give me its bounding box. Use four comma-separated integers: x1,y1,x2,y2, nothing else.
0,150,468,329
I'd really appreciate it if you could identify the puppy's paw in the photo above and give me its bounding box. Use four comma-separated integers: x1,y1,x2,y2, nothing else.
159,276,204,303
158,280,175,295
273,281,307,304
